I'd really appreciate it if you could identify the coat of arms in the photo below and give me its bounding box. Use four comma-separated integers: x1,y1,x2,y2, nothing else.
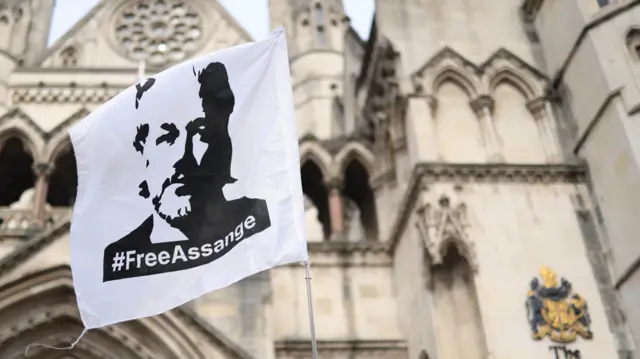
525,266,593,343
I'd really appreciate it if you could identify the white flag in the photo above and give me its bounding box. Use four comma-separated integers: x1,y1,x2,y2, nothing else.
68,28,308,329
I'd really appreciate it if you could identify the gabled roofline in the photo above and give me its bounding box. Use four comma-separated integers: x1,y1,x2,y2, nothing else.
35,0,256,68
34,1,107,66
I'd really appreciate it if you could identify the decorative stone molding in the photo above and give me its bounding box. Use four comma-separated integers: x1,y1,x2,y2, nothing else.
0,216,72,274
307,240,389,254
418,163,585,183
412,47,548,100
481,49,546,99
469,94,495,117
282,241,391,268
32,162,53,178
300,136,379,184
11,86,123,104
414,191,477,272
324,176,344,190
358,38,401,184
413,47,480,97
0,108,47,148
388,162,587,255
334,141,376,177
526,96,548,119
0,208,68,238
0,1,25,23
426,94,438,116
275,339,407,359
0,266,254,359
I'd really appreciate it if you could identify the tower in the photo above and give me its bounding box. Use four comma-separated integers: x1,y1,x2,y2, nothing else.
269,0,350,139
0,0,55,111
523,0,640,354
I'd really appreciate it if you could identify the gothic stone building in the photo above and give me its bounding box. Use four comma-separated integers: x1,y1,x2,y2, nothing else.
0,0,638,358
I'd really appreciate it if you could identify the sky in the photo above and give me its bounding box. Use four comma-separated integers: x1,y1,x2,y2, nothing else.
47,0,375,45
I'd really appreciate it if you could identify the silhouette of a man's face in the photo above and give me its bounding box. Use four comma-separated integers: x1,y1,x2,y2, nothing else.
134,120,209,224
133,62,236,230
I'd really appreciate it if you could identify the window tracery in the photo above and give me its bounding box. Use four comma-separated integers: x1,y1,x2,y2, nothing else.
59,46,78,67
113,0,204,66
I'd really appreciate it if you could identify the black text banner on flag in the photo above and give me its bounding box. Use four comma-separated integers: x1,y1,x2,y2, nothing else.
65,28,308,330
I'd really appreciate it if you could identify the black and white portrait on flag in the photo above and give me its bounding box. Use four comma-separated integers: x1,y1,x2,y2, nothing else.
68,29,308,329
101,61,271,282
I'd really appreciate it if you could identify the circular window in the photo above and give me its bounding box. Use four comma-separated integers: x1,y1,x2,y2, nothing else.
113,0,204,66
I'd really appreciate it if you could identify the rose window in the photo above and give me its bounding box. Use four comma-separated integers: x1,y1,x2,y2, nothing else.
114,0,204,66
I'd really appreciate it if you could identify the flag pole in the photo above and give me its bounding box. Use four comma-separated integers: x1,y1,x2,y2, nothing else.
303,261,319,359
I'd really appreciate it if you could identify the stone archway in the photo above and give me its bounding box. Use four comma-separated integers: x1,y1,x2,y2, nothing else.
0,266,207,359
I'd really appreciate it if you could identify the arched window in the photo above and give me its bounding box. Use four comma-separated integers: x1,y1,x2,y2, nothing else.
301,160,331,240
60,46,78,67
0,136,35,206
342,158,378,240
47,144,77,207
431,245,488,358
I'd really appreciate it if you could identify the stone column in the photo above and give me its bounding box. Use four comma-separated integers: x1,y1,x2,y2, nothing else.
326,178,344,240
32,162,53,223
527,97,561,162
470,95,502,162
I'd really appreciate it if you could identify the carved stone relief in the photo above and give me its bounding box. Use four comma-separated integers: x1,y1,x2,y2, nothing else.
414,185,476,287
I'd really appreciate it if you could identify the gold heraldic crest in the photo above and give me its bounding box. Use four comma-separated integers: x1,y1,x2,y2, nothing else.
525,266,593,343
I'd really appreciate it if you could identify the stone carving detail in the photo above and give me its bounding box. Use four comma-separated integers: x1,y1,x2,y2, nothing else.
12,86,122,104
114,0,204,66
415,191,476,270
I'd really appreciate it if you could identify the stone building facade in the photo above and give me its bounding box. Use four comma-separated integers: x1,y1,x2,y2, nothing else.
0,0,637,358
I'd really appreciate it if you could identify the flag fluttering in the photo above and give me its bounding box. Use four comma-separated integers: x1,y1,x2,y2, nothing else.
68,28,307,329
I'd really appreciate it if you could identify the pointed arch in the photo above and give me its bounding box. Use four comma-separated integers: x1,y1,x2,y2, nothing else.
435,235,477,272
338,143,378,240
46,138,77,207
0,108,45,160
299,140,333,179
300,157,331,240
0,125,39,160
0,131,36,206
491,75,547,163
334,141,375,176
432,67,478,99
482,50,545,101
0,266,207,359
430,245,488,359
414,48,480,98
44,107,90,163
430,70,485,162
488,68,538,101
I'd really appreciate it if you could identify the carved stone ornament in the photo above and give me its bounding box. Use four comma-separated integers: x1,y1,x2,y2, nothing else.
114,0,204,66
415,192,476,272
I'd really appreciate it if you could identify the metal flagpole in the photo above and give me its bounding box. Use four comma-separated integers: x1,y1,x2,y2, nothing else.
303,261,319,359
